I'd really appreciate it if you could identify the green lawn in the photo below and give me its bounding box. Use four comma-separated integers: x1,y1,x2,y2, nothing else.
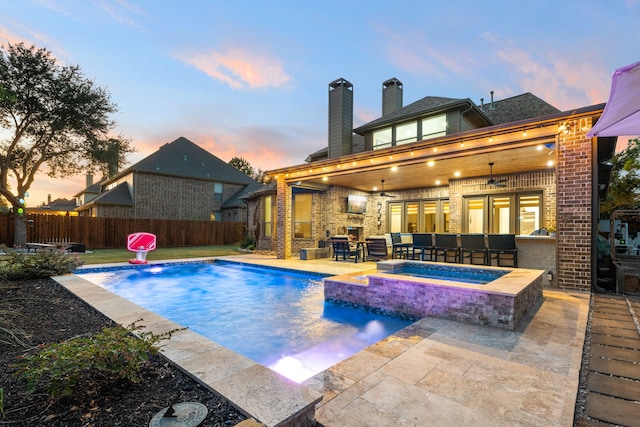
77,245,243,265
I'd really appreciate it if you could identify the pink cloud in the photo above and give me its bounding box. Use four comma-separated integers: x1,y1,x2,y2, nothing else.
179,47,293,90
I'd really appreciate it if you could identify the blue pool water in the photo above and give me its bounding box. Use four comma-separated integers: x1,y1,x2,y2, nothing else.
76,261,412,382
386,262,508,284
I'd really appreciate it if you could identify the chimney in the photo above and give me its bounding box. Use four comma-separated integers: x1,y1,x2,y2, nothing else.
47,194,51,205
382,77,403,116
490,90,495,110
328,78,353,159
480,97,484,111
86,173,93,188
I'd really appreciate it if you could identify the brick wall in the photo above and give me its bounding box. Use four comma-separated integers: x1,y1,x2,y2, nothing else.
556,118,593,291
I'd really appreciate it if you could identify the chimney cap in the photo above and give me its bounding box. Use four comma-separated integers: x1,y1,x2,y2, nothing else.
329,77,353,90
383,77,403,88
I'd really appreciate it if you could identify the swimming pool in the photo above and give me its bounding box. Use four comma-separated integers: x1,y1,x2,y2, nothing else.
75,261,411,382
386,262,507,284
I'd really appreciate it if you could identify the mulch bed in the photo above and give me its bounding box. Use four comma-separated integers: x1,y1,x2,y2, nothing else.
0,278,247,426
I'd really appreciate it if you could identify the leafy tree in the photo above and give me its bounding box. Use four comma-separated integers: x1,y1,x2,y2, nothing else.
601,138,640,216
229,157,272,184
229,156,255,177
0,43,132,246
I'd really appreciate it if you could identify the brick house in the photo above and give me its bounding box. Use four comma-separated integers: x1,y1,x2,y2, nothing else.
248,78,615,292
75,136,263,222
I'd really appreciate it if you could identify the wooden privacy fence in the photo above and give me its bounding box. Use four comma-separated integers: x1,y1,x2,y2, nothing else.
0,214,246,249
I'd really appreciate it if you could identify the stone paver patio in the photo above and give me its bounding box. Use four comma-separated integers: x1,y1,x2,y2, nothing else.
56,255,592,426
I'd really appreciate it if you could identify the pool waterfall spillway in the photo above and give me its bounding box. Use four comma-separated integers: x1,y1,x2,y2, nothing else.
323,260,544,330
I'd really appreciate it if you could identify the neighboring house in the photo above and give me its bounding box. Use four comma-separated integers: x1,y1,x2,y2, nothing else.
258,77,615,292
28,197,78,215
75,137,263,222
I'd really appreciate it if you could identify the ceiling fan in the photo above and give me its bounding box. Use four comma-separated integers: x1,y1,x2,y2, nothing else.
377,179,396,197
487,162,508,187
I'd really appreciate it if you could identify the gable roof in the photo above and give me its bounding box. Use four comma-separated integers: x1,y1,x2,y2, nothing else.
478,93,561,124
222,181,265,208
107,137,260,186
88,182,133,206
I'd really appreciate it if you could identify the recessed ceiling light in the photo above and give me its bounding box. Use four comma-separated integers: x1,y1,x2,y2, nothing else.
547,160,554,167
454,171,461,177
391,166,398,172
435,180,441,185
427,160,435,167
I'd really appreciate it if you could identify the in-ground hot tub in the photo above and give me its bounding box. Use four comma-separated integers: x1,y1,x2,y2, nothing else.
324,260,544,330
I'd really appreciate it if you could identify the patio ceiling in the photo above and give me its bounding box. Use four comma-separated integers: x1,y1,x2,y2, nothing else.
279,125,559,193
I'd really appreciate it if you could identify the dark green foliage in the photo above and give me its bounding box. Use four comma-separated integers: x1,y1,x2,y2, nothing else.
0,246,83,280
601,138,640,216
14,321,182,399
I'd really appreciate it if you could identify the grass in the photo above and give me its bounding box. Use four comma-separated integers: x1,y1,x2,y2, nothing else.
76,245,243,265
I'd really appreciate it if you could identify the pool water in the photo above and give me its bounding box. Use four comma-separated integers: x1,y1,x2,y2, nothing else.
76,261,412,382
386,262,508,284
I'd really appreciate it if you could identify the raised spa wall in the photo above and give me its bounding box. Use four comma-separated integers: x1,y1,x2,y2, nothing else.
324,260,544,330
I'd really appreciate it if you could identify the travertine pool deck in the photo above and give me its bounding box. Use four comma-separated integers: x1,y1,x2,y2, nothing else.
56,255,590,426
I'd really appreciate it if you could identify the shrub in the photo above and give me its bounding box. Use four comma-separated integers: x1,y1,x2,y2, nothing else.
238,236,254,249
0,246,83,280
14,321,183,399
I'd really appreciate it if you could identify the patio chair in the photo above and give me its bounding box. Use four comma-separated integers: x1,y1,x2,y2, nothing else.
487,234,518,267
331,236,360,262
411,233,435,261
434,234,460,263
460,234,488,265
365,237,388,261
391,232,411,259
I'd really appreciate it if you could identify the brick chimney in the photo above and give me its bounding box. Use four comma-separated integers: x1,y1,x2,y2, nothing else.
382,77,403,116
86,173,93,188
328,78,353,159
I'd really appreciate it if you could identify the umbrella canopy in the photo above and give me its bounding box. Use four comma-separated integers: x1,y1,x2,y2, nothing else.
588,61,640,137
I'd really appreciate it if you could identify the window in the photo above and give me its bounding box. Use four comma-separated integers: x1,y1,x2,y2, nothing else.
463,192,542,235
491,196,512,234
423,201,437,233
389,203,402,232
396,122,417,146
293,193,312,238
214,182,223,201
466,198,486,233
406,202,419,232
373,128,392,150
263,196,273,237
422,114,447,139
388,199,449,233
518,194,541,235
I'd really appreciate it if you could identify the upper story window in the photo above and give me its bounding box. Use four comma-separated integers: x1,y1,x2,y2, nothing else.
214,182,223,201
396,122,417,146
372,113,447,150
422,114,447,139
373,128,392,150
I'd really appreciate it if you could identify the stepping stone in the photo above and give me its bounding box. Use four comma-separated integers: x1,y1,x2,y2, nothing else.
589,356,640,380
591,318,636,330
590,334,640,350
591,325,640,339
590,344,640,363
584,393,640,427
587,372,640,401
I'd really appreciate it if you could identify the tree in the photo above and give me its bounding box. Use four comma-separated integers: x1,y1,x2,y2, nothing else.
0,43,133,246
229,156,255,177
228,157,272,184
600,138,640,216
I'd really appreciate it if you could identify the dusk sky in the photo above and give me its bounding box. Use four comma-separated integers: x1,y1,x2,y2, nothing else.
2,0,639,206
